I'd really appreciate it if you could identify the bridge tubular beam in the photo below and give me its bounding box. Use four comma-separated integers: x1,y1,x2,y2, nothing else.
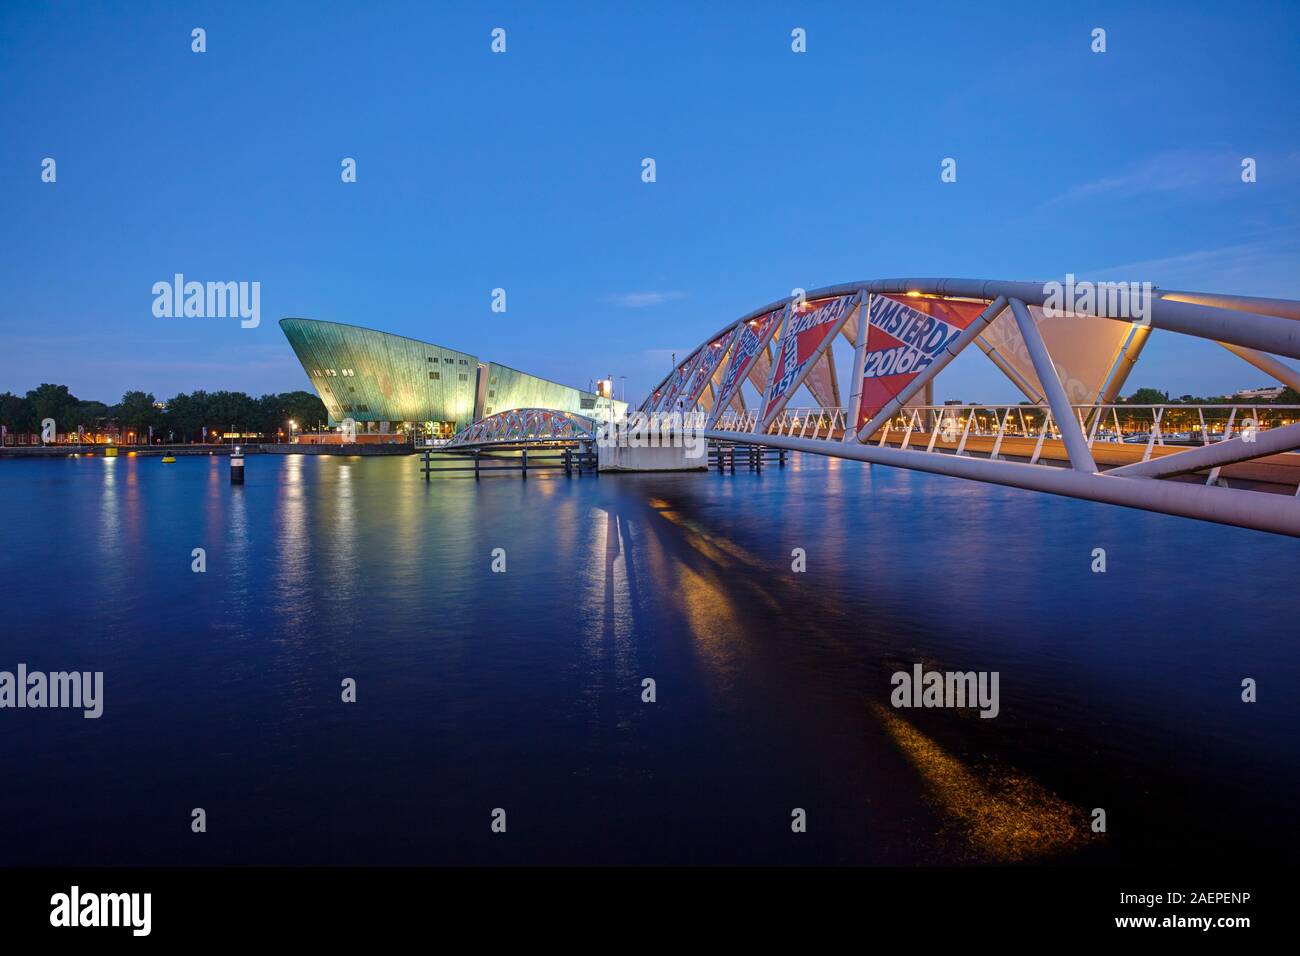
1096,324,1152,406
704,430,1300,537
1161,289,1300,323
854,295,1008,443
1106,421,1300,479
844,292,872,441
713,280,1300,361
1008,298,1098,473
1217,342,1300,394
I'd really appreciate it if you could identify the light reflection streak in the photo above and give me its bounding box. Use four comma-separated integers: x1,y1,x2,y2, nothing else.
871,702,1091,861
640,484,1093,863
274,454,312,635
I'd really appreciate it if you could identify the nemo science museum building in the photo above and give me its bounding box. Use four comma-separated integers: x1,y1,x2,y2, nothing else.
280,318,625,441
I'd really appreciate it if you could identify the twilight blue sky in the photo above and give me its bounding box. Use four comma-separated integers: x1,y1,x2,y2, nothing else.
1,0,1298,405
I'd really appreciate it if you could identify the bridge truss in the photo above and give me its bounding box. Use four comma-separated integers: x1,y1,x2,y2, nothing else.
445,408,598,449
640,279,1300,537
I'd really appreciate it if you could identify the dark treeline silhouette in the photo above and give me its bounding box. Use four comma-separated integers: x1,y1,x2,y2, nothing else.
1119,386,1300,405
0,383,327,443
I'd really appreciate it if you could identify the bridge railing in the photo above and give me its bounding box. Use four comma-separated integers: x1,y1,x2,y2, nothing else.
713,403,1300,462
712,409,761,433
765,407,850,439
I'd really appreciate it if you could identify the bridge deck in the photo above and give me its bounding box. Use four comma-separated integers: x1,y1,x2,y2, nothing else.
731,429,1300,491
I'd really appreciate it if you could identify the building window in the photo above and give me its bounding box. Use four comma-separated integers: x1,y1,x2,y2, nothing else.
458,374,468,381
580,398,596,409
343,404,353,412
443,357,454,364
349,387,355,393
429,371,440,380
488,390,495,398
427,356,434,363
490,377,497,385
485,406,493,414
358,404,370,412
459,359,468,365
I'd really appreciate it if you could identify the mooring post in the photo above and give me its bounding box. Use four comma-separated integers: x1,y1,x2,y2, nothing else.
521,447,528,479
564,446,572,476
474,448,480,480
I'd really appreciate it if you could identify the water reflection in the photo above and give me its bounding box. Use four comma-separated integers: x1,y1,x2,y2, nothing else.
872,702,1091,862
0,453,1294,865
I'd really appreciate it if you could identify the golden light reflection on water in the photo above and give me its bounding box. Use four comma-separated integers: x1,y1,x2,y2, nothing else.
590,485,1096,863
871,702,1092,861
651,501,766,573
637,497,786,677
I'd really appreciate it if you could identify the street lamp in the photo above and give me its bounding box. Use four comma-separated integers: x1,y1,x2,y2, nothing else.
288,419,297,444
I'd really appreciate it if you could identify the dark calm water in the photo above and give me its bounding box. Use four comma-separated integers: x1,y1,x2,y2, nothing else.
0,452,1296,866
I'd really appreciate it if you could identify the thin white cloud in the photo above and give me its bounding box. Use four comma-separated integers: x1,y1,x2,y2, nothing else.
1086,231,1300,297
600,291,688,308
1036,149,1286,211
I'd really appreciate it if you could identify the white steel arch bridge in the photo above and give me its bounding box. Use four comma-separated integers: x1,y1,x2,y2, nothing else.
635,278,1300,538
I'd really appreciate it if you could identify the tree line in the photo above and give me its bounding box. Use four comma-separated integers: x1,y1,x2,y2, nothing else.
1121,386,1300,405
0,383,328,442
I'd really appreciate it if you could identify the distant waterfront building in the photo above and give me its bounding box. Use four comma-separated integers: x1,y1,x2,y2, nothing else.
279,318,625,439
1231,385,1285,400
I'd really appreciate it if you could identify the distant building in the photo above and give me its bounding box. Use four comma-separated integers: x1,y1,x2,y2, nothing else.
1231,386,1285,400
280,318,625,439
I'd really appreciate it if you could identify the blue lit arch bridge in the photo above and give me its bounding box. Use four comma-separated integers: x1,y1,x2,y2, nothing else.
635,278,1300,538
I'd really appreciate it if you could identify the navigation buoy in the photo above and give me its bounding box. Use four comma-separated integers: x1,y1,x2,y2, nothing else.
230,446,245,484
161,454,177,463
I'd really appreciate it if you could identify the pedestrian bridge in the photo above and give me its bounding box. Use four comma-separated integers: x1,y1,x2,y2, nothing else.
445,408,598,449
637,278,1300,537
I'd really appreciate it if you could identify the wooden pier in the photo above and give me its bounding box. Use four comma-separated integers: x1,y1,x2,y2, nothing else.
420,442,598,479
707,441,788,473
